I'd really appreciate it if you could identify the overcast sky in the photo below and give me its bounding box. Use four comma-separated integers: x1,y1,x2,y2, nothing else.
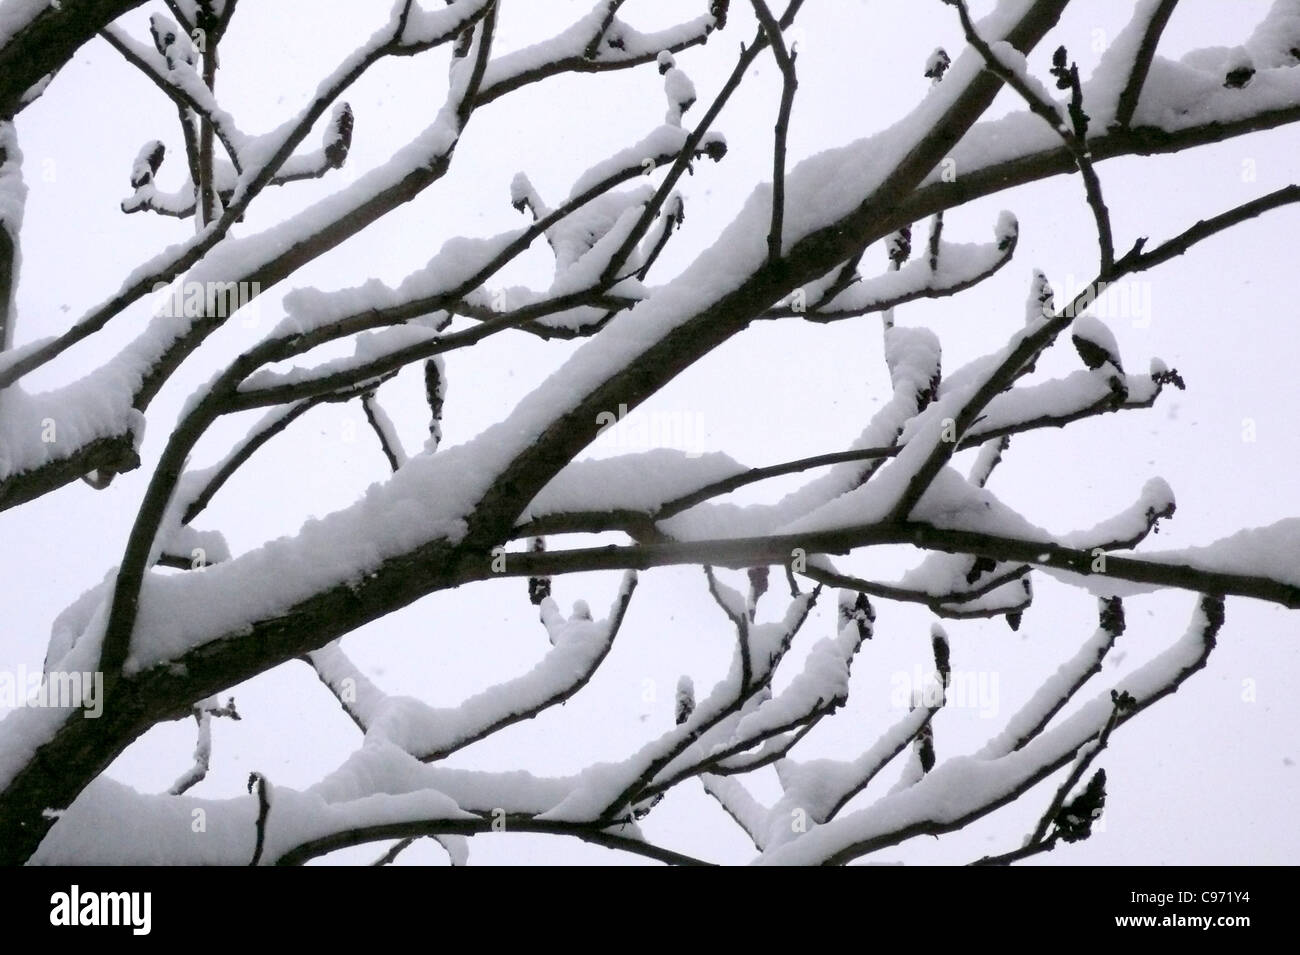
2,0,1297,864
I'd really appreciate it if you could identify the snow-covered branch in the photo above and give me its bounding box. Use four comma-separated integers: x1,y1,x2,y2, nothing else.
757,595,1223,864
304,573,636,763
766,212,1019,320
5,0,1300,868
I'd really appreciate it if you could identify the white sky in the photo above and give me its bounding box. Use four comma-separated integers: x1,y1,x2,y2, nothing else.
2,0,1298,864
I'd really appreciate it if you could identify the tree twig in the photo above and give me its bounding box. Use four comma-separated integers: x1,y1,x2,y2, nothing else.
750,0,797,262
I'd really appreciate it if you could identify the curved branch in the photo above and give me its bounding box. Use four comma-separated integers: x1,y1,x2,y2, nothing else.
273,816,713,867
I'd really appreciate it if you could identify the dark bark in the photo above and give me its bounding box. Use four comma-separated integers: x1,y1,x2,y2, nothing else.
0,0,148,120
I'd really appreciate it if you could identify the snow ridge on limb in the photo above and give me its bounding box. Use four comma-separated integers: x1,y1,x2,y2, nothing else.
518,450,747,534
765,212,1019,321
226,110,730,397
757,596,1223,865
698,593,905,850
513,353,1181,547
305,572,636,762
65,1,743,686
964,360,1183,446
538,585,820,823
801,476,1171,623
7,0,1300,868
643,586,876,804
1,0,1292,514
979,597,1126,759
0,0,723,508
702,772,770,851
766,706,935,848
0,0,488,390
654,323,942,542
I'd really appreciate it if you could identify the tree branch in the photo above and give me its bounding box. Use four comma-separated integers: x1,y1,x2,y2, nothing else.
750,0,797,262
1113,0,1180,129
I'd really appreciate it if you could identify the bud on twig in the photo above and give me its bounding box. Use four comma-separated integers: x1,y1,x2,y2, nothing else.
130,141,165,189
1055,768,1106,843
931,623,951,690
924,47,950,81
527,537,550,606
675,675,695,725
324,102,353,169
838,590,875,642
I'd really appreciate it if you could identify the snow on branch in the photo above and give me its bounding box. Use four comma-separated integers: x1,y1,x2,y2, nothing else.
516,357,1180,547
0,122,21,355
304,641,389,733
100,22,247,171
234,115,726,384
1111,0,1180,129
482,500,1300,611
518,450,747,536
701,772,770,851
0,0,494,399
978,597,1126,759
259,102,356,186
474,4,724,104
168,695,240,795
757,595,1224,865
765,705,936,848
361,390,407,472
967,435,1010,488
803,554,1027,621
174,395,357,528
4,1,1295,523
935,576,1032,621
539,587,819,823
307,572,637,762
945,0,1118,273
9,0,1300,868
649,327,942,543
643,587,878,801
767,212,1019,320
963,360,1184,446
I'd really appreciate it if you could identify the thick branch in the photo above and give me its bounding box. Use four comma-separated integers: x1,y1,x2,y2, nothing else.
0,0,148,119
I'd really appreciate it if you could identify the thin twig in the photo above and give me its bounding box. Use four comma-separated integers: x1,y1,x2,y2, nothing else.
371,836,419,866
598,0,806,286
1026,691,1130,845
361,392,404,473
750,0,797,262
247,772,271,866
704,565,751,689
945,0,1115,275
